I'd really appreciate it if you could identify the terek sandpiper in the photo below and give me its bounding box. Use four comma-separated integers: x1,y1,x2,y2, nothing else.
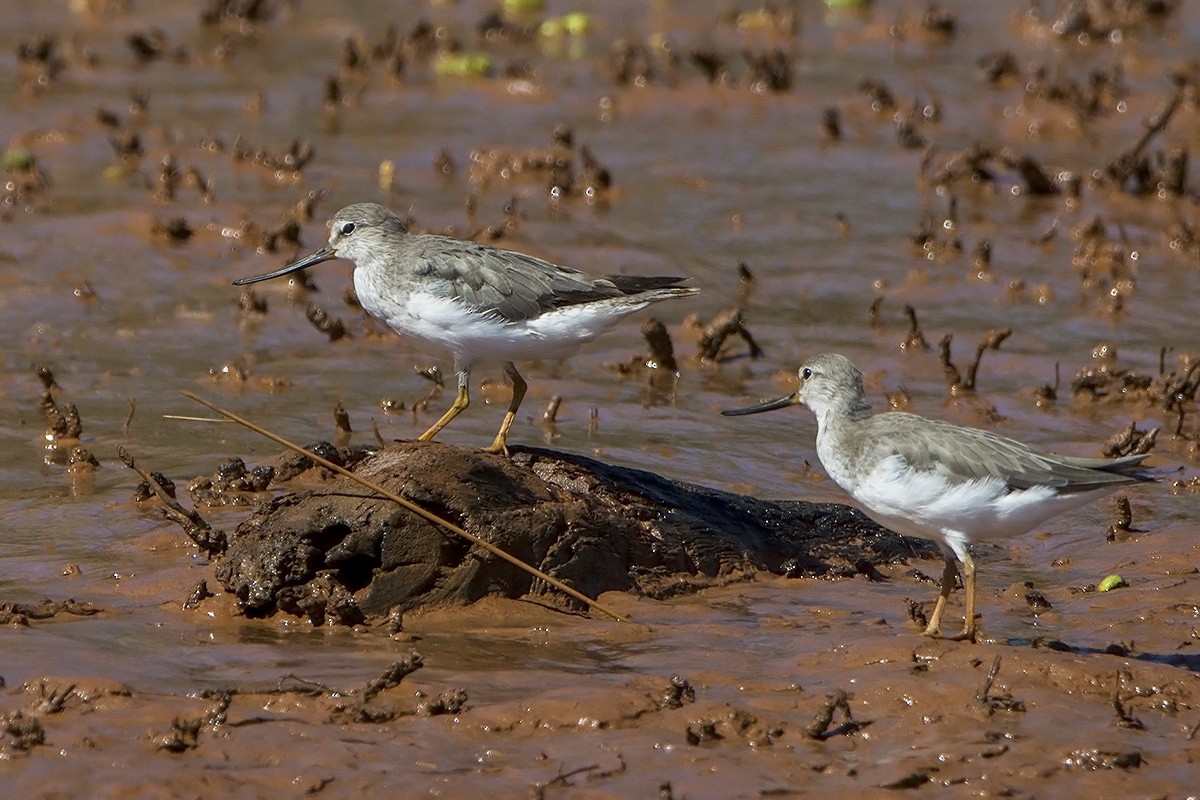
235,203,697,454
723,352,1152,641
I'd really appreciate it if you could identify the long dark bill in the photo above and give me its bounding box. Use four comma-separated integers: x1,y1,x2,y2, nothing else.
232,246,336,285
720,392,797,417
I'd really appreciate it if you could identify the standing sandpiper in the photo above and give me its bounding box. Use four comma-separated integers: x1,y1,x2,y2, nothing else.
235,202,697,454
722,353,1153,642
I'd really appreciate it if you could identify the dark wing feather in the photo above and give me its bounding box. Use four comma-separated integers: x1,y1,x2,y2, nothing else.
604,274,691,294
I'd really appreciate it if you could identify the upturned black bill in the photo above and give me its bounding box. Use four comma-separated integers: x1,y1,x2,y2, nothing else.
720,393,796,416
232,246,336,285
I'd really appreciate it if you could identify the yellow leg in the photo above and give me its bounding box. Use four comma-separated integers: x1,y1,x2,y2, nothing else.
923,556,959,638
957,553,977,642
482,362,527,456
419,373,470,442
923,552,977,642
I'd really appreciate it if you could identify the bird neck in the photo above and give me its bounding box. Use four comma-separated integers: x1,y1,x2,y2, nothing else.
814,393,872,439
828,393,872,423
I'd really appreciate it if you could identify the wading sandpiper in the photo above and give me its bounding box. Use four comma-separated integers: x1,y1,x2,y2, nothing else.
235,203,697,454
722,352,1153,642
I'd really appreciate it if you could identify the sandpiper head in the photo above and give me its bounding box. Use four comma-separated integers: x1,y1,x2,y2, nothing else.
232,202,407,286
721,353,870,419
321,203,407,264
793,353,871,418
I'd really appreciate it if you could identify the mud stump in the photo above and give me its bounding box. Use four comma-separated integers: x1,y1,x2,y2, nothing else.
214,442,920,624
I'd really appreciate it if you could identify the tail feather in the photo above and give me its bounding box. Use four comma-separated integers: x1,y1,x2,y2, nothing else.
605,275,692,295
1052,453,1155,493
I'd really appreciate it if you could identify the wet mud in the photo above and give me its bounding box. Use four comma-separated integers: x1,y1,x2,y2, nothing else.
3,0,1200,797
4,582,1200,797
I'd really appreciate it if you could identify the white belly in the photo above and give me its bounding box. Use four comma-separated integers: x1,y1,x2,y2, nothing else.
357,283,640,369
828,452,1113,561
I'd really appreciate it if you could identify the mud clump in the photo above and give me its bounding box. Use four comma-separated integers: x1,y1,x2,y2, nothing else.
214,441,914,624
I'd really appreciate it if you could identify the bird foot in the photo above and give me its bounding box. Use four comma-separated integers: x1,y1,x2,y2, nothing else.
922,623,977,643
481,438,510,457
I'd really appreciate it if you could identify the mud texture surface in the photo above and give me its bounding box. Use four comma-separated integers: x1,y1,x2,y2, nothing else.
4,0,1200,797
4,587,1200,798
215,442,910,623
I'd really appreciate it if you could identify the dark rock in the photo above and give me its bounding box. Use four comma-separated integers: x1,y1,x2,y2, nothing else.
214,441,923,624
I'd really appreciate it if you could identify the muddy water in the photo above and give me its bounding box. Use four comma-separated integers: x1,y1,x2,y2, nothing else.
2,0,1199,796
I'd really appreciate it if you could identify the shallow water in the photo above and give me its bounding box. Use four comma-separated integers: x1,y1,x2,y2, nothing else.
2,0,1199,795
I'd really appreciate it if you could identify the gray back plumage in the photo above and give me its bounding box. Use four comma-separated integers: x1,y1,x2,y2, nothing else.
405,235,625,321
856,413,1152,494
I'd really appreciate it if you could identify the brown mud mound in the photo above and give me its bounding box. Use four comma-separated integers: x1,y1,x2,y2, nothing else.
214,441,917,623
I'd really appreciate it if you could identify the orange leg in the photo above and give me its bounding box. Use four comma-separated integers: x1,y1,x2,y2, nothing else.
419,370,470,442
922,552,977,642
923,555,959,638
482,362,527,456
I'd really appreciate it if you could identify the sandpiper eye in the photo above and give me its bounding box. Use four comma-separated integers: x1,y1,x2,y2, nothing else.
800,367,813,380
339,222,356,235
